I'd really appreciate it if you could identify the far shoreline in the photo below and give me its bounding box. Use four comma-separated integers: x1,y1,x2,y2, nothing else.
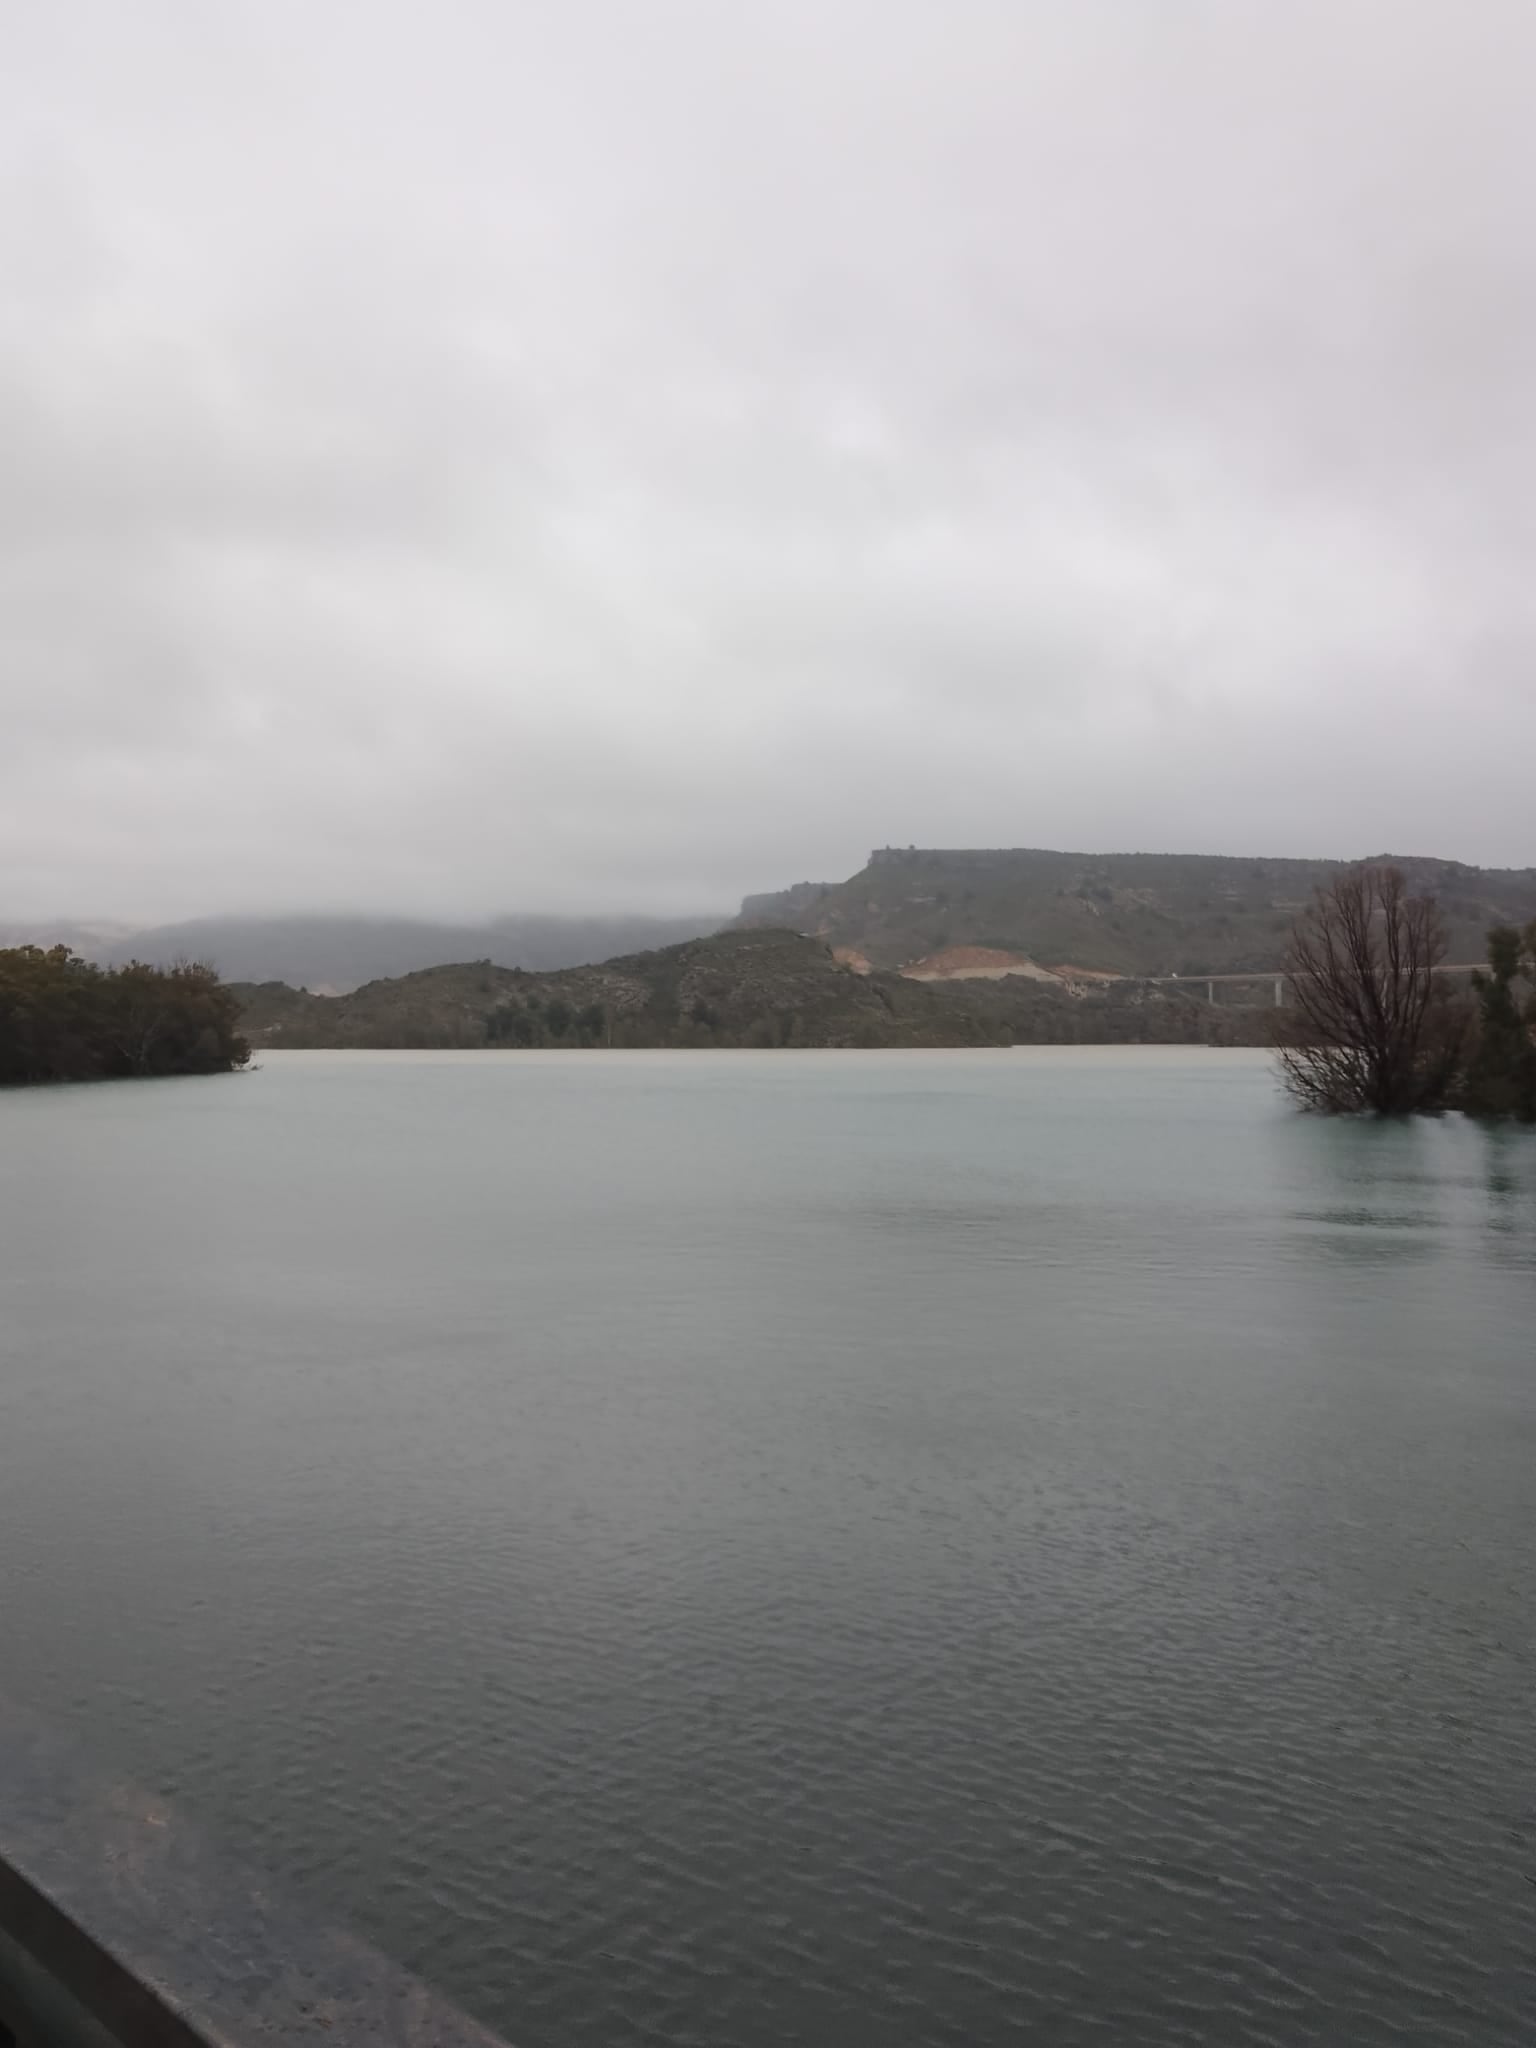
251,1042,1271,1058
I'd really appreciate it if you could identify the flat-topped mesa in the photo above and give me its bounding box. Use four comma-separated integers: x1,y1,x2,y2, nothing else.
867,845,1052,867
736,846,1536,979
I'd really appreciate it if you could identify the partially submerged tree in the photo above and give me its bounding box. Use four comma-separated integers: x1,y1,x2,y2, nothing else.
1274,865,1464,1115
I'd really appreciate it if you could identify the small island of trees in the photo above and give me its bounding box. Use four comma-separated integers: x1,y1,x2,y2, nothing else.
0,946,250,1087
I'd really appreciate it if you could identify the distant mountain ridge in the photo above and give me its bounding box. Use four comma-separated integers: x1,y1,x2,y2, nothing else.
736,847,1536,977
0,911,727,993
13,844,1533,995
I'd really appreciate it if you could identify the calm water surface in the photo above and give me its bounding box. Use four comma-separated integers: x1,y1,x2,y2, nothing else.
1,1049,1533,2045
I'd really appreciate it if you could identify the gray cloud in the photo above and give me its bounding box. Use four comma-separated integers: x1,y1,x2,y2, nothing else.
3,0,1534,920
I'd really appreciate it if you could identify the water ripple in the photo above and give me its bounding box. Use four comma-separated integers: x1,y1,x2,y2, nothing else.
0,1051,1533,2045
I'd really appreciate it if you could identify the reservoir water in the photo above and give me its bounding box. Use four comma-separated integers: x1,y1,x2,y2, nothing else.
0,1048,1532,2044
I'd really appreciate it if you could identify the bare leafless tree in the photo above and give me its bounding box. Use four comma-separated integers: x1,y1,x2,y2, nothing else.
1274,864,1465,1114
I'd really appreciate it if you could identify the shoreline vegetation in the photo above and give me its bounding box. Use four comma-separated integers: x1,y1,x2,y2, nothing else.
0,946,250,1087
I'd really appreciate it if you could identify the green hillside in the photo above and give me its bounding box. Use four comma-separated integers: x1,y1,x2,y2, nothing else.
234,929,1265,1051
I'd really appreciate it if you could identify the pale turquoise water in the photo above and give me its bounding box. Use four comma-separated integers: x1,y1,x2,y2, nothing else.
0,1049,1533,2044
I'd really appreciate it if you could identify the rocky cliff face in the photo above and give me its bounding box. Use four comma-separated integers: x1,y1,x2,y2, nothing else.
736,847,1536,977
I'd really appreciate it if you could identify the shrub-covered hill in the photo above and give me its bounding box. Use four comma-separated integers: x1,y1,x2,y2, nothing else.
233,928,1267,1050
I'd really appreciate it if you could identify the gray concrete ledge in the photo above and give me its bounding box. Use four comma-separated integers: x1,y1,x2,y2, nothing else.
0,1694,507,2047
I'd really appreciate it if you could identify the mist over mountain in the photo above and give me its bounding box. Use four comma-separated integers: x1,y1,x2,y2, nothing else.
0,920,136,956
1,912,726,994
12,841,1534,995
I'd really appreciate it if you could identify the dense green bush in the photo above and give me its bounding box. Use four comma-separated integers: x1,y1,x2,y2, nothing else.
1461,923,1536,1121
0,946,250,1087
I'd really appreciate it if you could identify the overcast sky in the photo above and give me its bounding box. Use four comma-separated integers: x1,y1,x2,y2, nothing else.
4,2,1534,920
